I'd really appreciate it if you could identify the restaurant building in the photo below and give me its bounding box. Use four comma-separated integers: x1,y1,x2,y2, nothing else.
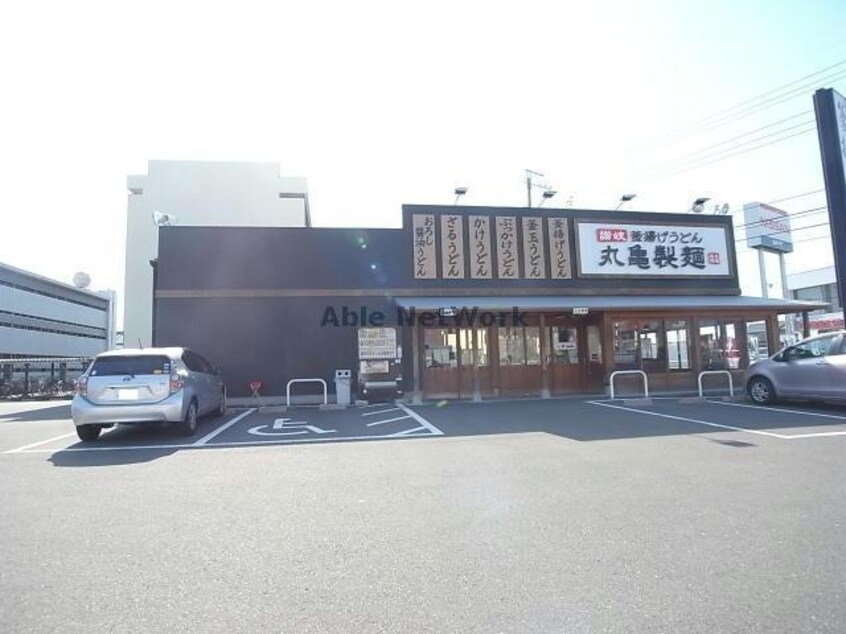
152,205,823,400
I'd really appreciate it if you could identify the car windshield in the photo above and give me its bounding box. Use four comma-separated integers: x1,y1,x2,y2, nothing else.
89,355,171,377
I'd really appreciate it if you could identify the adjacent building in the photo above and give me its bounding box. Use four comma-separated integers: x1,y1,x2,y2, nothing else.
1,262,114,392
787,265,843,334
124,160,310,348
152,205,823,400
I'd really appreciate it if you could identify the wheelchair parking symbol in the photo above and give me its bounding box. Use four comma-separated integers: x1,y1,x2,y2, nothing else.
247,418,337,437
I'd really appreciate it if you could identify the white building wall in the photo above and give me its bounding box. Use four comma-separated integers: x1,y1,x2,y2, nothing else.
124,160,308,347
0,285,107,327
0,326,107,358
786,266,836,291
1,261,112,359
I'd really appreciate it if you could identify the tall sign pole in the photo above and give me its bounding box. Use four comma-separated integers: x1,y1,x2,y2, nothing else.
813,88,846,325
743,201,794,342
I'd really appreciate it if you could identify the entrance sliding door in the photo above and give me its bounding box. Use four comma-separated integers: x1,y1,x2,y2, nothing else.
497,326,543,396
421,327,492,399
546,320,604,394
421,328,459,398
547,324,582,393
458,328,493,397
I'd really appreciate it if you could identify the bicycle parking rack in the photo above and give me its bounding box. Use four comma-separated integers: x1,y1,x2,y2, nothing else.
609,370,649,400
286,378,328,408
697,370,734,399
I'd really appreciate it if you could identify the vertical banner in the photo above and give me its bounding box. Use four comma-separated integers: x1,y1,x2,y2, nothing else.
813,88,846,324
412,214,437,279
440,215,466,279
521,217,546,279
468,215,492,279
495,216,519,279
547,217,572,279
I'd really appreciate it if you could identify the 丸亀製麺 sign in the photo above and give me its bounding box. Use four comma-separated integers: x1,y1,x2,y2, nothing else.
358,328,398,360
576,221,732,277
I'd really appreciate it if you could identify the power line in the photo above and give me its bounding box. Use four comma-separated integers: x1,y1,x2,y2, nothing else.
642,117,816,178
734,221,831,242
646,126,817,181
765,190,824,205
733,205,827,231
637,59,846,149
676,58,846,131
668,68,846,140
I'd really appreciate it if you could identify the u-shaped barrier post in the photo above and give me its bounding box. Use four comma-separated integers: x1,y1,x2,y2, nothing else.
697,370,734,398
286,378,328,408
609,370,649,400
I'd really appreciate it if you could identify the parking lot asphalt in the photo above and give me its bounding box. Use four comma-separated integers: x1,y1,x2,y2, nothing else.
2,397,845,632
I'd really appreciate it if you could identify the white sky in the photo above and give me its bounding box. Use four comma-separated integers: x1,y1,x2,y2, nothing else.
1,0,845,307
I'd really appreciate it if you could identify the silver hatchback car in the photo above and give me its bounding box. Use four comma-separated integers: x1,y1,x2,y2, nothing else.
71,347,227,441
746,331,846,405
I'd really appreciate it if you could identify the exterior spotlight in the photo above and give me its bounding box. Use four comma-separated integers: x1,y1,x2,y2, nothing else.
690,197,710,213
454,187,468,205
538,189,557,207
615,193,637,210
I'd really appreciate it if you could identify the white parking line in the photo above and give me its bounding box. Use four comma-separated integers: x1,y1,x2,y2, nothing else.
397,404,444,436
390,426,427,437
8,430,442,454
366,415,411,427
588,400,792,439
782,430,846,438
361,407,402,417
5,432,79,454
589,400,846,440
193,409,257,445
710,400,846,421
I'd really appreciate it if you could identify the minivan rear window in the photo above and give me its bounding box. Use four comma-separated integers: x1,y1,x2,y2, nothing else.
89,355,171,377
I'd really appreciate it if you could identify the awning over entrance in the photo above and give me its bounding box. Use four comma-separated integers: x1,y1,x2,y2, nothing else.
395,295,827,314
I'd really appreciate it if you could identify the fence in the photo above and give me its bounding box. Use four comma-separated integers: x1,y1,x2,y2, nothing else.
0,357,90,400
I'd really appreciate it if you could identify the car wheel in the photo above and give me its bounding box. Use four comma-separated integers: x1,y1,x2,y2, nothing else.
747,376,776,405
178,400,199,436
214,388,227,418
76,424,101,442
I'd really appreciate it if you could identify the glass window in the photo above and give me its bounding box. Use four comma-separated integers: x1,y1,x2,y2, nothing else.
724,322,743,369
699,319,747,370
499,327,526,365
698,320,726,370
613,320,639,369
587,325,603,364
476,329,489,366
746,320,769,362
787,335,837,360
525,327,541,365
615,319,688,371
550,326,580,366
666,320,691,370
423,329,457,368
90,355,171,377
459,329,489,367
639,320,664,371
498,327,540,365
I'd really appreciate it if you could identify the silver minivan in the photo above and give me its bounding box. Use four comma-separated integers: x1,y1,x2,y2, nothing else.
71,347,227,441
746,331,846,405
